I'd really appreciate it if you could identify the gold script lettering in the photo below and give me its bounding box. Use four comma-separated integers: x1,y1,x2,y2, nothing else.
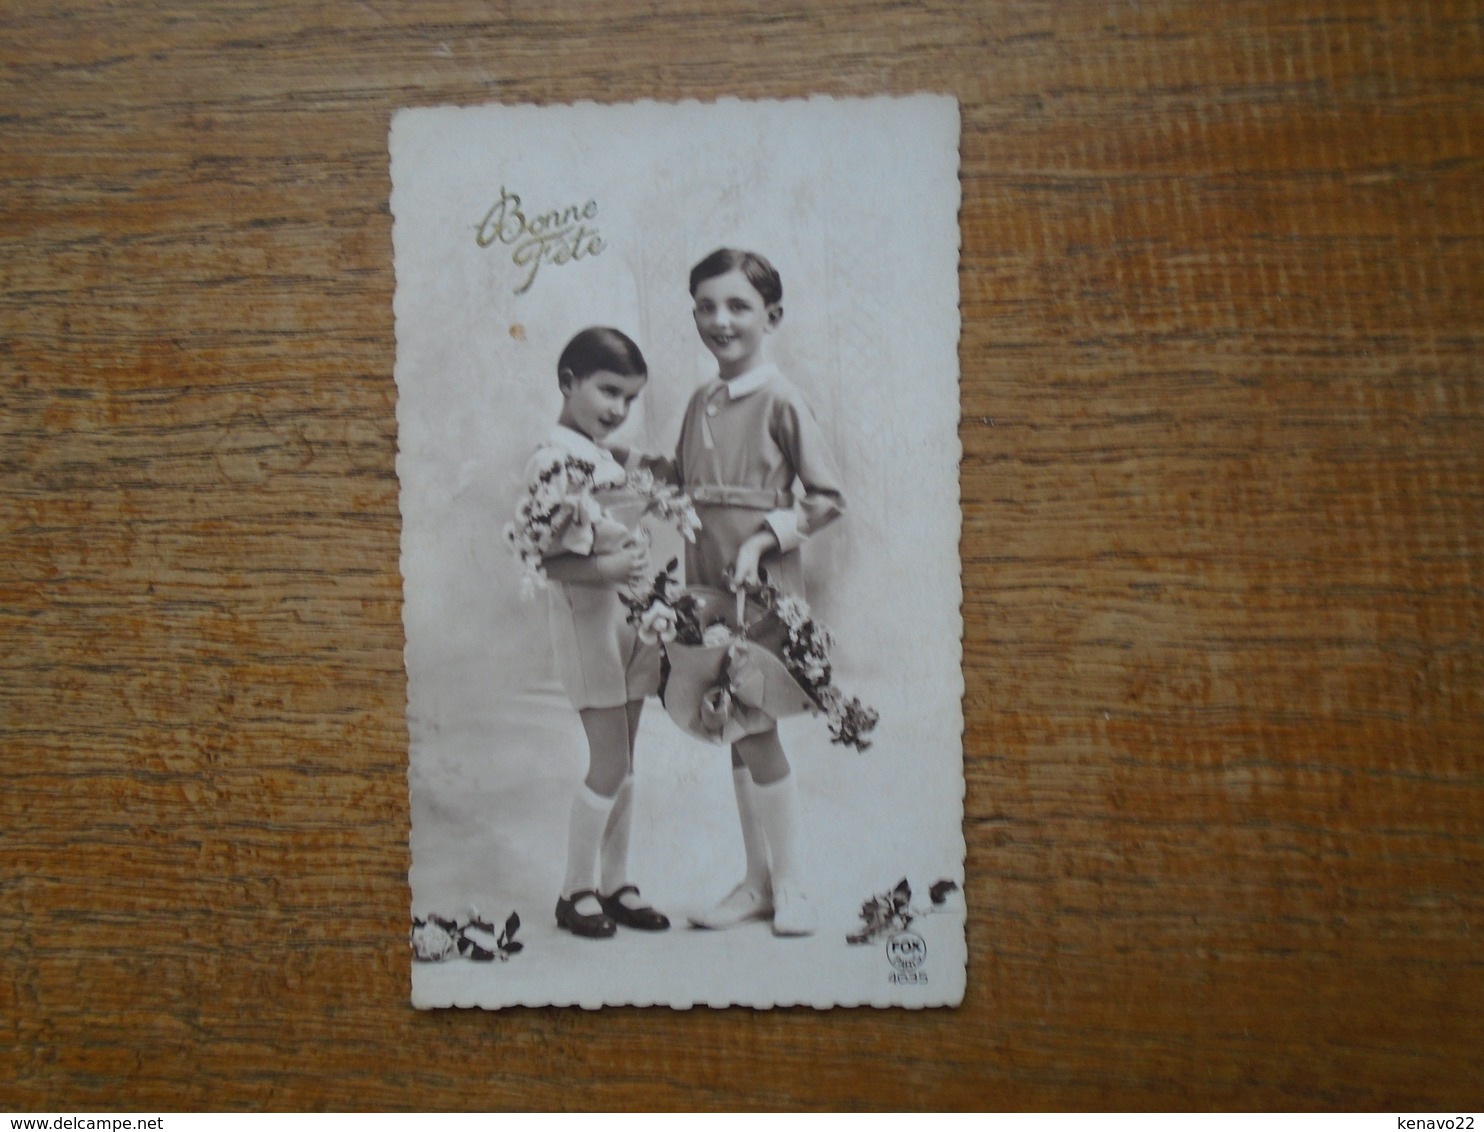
476,187,605,295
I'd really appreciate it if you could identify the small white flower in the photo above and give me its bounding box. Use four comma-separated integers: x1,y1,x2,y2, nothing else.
774,594,809,630
677,504,702,543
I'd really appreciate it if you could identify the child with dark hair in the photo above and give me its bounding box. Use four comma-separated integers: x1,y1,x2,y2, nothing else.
505,326,673,940
675,249,846,937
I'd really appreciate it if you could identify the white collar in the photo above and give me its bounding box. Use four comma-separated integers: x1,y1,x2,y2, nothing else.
717,362,780,401
548,424,616,465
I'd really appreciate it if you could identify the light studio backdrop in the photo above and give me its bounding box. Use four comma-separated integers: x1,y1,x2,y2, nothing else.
392,95,963,1008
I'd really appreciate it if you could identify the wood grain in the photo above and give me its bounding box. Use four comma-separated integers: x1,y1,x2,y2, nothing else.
3,0,1481,1111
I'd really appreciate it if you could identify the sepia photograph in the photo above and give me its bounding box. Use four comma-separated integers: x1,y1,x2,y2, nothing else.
392,95,965,1008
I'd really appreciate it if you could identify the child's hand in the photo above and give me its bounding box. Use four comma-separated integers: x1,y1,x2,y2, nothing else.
597,538,650,588
637,453,678,484
729,530,778,591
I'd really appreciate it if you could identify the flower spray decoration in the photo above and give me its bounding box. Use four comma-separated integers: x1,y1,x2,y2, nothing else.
504,455,700,596
622,464,703,544
846,879,960,946
620,557,687,645
411,907,523,962
624,563,879,752
768,588,880,752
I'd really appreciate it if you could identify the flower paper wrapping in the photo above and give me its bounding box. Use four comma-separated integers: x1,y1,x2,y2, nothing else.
392,95,964,1009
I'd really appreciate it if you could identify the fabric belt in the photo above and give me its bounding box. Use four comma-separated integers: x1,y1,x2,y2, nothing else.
690,484,793,509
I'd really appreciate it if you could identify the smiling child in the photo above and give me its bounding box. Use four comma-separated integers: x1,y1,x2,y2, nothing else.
505,327,673,940
674,249,846,936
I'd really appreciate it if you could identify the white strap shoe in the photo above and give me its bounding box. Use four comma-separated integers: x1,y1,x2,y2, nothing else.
688,882,772,929
769,880,817,937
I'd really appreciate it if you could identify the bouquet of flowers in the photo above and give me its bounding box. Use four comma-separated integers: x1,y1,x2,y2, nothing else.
769,589,881,751
411,907,522,962
623,464,703,542
504,454,700,596
845,878,959,945
622,562,879,751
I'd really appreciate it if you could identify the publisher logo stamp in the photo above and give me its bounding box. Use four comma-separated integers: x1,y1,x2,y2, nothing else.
887,931,927,984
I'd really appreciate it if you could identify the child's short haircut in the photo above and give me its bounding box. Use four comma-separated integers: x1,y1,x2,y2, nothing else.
689,248,783,307
557,326,647,382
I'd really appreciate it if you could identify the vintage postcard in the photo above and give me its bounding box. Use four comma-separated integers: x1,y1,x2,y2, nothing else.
391,95,964,1008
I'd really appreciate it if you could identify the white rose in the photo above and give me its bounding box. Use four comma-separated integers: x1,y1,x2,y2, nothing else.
637,601,679,645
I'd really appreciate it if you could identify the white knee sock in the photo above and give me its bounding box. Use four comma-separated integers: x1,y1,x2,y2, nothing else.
734,766,771,890
600,775,634,896
751,773,802,886
562,784,615,899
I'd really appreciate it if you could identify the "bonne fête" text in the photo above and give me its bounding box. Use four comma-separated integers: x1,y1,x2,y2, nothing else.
476,187,605,295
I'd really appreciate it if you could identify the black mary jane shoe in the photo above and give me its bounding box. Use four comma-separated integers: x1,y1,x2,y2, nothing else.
599,884,671,931
555,890,616,939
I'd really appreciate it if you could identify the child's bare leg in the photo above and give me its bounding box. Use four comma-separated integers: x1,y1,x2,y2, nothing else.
736,728,815,937
596,702,640,893
625,698,644,757
580,704,632,797
734,728,789,784
689,731,786,930
597,698,642,892
556,705,631,938
595,699,670,930
598,703,648,895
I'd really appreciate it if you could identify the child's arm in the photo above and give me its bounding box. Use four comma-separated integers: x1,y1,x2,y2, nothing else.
731,528,779,589
508,447,649,587
543,540,650,589
733,395,846,588
613,444,680,485
636,452,679,484
673,399,695,488
766,392,846,549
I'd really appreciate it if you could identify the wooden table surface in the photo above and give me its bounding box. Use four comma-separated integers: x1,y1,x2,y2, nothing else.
3,0,1481,1111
